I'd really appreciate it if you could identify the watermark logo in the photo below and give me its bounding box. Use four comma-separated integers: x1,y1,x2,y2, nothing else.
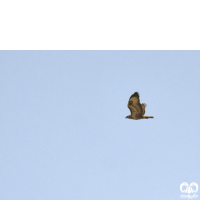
180,182,198,199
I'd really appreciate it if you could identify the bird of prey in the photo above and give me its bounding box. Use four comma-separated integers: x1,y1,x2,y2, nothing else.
126,92,154,120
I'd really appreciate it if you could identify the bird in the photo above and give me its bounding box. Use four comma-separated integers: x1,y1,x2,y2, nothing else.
125,92,154,120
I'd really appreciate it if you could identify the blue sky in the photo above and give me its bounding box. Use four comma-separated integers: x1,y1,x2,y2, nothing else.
0,51,200,200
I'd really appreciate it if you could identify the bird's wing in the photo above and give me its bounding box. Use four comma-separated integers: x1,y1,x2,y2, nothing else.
141,103,147,115
128,102,138,116
128,92,143,116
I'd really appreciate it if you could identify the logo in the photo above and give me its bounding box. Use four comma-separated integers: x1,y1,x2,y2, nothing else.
180,182,198,199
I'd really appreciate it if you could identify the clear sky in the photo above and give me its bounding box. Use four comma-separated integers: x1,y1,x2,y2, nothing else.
0,51,200,200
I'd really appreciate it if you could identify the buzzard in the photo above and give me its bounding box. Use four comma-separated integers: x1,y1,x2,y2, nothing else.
126,92,154,120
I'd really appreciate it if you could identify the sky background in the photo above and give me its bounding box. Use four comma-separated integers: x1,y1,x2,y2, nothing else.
0,51,200,200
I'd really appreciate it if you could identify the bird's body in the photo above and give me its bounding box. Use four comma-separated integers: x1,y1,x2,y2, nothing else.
126,92,154,120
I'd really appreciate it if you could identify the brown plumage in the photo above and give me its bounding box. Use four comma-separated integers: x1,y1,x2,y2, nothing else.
126,92,154,120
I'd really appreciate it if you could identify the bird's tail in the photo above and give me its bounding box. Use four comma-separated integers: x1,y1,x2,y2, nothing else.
143,116,154,119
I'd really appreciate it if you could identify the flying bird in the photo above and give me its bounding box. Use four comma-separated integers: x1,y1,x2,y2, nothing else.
126,92,154,120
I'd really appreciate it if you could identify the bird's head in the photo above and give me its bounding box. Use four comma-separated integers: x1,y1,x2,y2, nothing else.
125,115,132,119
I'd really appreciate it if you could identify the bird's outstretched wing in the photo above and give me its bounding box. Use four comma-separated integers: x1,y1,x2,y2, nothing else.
128,92,143,117
141,103,146,115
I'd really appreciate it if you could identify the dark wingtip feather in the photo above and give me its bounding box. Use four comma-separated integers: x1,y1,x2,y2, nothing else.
129,92,139,99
